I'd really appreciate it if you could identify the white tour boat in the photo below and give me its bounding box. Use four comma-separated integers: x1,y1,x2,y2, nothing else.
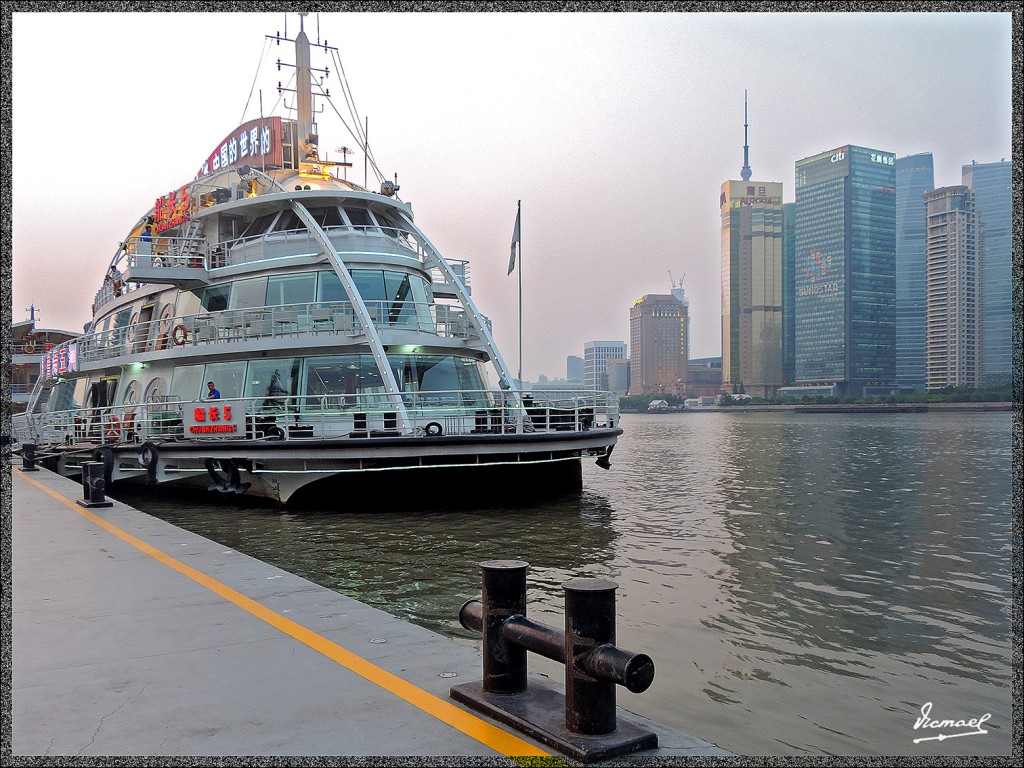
12,16,621,506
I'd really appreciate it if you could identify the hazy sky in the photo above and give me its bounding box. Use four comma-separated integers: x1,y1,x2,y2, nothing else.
10,10,1013,382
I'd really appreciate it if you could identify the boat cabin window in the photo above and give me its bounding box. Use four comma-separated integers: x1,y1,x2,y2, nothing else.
384,271,416,326
48,379,86,412
306,206,343,229
121,380,139,406
386,355,488,406
170,365,205,403
352,269,387,304
300,354,486,407
303,354,386,408
246,358,300,411
144,378,167,403
230,276,269,310
202,361,247,400
238,213,277,240
201,284,231,312
343,207,376,231
374,211,401,234
267,273,316,306
317,271,348,303
271,211,305,233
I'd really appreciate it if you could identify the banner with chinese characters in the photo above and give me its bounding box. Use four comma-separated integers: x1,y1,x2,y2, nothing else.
184,403,244,437
154,184,194,234
40,343,78,380
196,117,284,178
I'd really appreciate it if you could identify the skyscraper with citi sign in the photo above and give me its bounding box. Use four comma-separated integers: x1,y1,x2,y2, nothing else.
788,145,897,399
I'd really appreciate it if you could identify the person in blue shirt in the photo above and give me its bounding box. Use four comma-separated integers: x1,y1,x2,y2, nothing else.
205,381,221,400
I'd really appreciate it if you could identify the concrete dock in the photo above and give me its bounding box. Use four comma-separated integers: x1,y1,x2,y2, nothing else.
11,466,729,759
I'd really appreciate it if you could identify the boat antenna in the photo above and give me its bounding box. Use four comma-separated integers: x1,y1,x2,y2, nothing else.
26,304,40,323
740,90,752,182
364,116,369,189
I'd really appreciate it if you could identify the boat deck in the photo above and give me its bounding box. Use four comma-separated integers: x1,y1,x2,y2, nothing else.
11,465,729,759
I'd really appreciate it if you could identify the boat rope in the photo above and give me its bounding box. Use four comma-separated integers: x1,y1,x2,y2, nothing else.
238,36,273,126
328,47,386,186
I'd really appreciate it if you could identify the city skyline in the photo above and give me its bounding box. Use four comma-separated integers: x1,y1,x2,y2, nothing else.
9,10,1013,382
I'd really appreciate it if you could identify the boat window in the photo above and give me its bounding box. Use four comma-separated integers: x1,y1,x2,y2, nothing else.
352,270,387,305
343,207,376,231
385,355,487,406
112,307,134,346
203,361,247,400
267,273,316,306
410,275,434,306
303,354,384,407
201,284,231,312
144,378,167,403
170,365,205,403
238,213,277,240
384,271,416,326
48,379,83,412
246,358,300,411
230,276,269,310
374,211,401,235
271,210,306,233
317,271,348,303
121,380,139,406
306,206,343,228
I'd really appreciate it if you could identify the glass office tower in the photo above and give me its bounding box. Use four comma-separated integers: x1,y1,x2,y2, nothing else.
962,160,1012,386
895,153,934,392
720,181,785,398
782,202,796,386
793,145,897,398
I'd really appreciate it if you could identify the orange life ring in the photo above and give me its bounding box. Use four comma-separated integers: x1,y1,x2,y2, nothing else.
172,324,188,345
23,344,35,354
107,415,121,442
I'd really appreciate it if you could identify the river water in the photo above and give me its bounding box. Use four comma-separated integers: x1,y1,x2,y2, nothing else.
117,411,1014,756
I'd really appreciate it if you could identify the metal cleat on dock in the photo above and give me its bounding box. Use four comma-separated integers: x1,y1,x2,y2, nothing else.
451,560,658,763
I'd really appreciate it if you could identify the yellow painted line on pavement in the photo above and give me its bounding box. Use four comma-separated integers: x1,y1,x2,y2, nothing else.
14,468,551,759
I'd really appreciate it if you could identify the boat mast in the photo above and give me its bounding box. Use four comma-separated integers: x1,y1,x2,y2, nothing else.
296,13,317,166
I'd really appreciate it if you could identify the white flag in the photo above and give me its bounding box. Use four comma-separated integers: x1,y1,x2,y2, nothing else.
508,206,520,275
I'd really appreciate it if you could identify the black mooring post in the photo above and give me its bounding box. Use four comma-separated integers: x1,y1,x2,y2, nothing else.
480,559,529,694
77,461,113,509
21,443,39,471
564,577,619,735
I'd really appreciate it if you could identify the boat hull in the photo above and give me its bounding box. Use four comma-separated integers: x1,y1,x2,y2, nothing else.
46,428,622,506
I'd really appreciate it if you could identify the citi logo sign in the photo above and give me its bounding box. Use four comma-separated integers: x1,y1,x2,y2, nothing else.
831,150,846,163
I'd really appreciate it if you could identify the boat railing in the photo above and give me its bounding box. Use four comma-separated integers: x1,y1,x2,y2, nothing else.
124,234,208,270
47,300,481,368
213,224,429,269
22,390,618,447
92,273,140,313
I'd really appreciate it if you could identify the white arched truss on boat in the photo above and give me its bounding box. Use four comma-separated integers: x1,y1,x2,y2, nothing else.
289,199,412,432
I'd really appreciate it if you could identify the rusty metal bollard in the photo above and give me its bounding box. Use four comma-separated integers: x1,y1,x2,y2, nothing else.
452,561,658,762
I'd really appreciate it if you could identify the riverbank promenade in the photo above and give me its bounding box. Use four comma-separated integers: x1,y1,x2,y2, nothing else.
10,466,728,759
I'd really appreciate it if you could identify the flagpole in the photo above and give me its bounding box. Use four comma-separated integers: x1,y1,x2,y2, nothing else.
517,199,522,386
